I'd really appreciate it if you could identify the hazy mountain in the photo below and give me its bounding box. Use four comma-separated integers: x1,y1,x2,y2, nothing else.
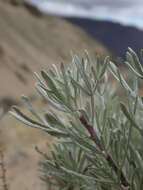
66,17,143,57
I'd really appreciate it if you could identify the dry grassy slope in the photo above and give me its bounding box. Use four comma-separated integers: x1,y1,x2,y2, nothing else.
0,1,109,100
0,2,110,190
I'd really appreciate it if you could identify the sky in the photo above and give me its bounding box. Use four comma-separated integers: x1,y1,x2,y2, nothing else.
27,0,143,29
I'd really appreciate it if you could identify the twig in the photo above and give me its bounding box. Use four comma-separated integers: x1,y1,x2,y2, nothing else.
79,116,129,189
68,185,74,190
0,150,8,190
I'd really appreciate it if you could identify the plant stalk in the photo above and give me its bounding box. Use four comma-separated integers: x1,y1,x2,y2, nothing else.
79,116,129,189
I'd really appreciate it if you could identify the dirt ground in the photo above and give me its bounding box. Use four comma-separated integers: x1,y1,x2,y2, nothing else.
0,103,52,190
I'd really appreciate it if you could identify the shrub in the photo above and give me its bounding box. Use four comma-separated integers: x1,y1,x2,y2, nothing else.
11,48,143,190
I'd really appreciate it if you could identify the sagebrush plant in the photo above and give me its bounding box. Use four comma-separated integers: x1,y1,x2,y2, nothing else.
11,48,143,190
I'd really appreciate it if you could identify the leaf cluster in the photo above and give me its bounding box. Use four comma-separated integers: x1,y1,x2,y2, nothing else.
11,49,143,190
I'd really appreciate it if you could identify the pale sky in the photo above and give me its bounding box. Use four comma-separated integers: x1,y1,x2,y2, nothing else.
27,0,143,29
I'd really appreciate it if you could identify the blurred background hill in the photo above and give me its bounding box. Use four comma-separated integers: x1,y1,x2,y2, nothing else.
29,0,143,58
66,17,143,58
0,0,108,103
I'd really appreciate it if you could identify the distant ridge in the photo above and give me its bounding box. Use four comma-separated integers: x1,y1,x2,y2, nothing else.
66,17,143,57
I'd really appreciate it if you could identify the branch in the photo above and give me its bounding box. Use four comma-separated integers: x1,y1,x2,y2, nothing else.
0,150,8,190
79,116,129,189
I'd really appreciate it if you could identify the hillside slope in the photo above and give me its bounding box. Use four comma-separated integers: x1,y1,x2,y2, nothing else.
0,1,109,102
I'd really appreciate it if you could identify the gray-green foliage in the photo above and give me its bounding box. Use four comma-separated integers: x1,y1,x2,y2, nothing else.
11,48,143,190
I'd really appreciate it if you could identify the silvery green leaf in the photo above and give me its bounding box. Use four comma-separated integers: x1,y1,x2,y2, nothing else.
10,110,43,129
51,64,60,77
41,71,65,102
69,121,86,135
34,72,46,87
36,84,70,112
125,61,143,79
44,111,66,130
21,95,44,123
99,56,109,79
78,109,89,122
11,106,46,127
71,78,90,96
109,61,134,96
108,61,121,81
73,55,92,93
128,48,143,75
129,144,143,172
10,109,67,137
120,103,142,134
41,70,56,90
83,50,92,74
60,166,93,180
117,69,131,91
60,63,72,107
